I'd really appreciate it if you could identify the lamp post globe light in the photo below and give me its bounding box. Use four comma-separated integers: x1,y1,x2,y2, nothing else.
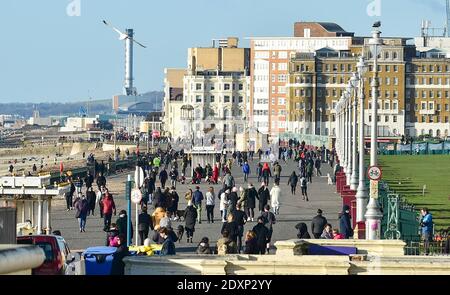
350,73,359,191
365,21,384,240
355,56,369,223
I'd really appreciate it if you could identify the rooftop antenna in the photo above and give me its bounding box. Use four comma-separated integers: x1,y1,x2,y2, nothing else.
102,20,147,96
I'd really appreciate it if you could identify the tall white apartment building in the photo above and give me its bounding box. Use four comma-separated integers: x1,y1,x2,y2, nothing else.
249,22,355,139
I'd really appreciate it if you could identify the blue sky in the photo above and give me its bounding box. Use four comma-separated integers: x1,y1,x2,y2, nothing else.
0,0,446,103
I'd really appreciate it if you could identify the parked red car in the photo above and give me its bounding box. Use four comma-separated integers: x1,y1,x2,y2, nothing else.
17,235,73,275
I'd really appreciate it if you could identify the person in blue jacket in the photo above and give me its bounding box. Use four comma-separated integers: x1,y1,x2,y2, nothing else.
339,205,353,239
420,207,433,255
242,162,251,182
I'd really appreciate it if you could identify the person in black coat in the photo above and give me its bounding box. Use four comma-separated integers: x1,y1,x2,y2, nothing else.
86,187,96,216
243,230,258,254
232,205,247,253
246,184,257,221
159,168,168,189
221,213,239,245
252,217,269,254
96,173,106,191
116,210,133,242
110,234,129,275
138,206,153,246
295,222,311,239
339,205,353,239
184,203,197,243
159,228,176,255
256,184,270,213
287,171,298,195
152,187,163,209
84,172,94,190
311,209,328,238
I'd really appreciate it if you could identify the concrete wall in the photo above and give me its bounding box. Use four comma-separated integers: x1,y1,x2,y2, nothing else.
124,239,450,275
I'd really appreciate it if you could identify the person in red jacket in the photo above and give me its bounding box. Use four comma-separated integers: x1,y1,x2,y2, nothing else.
102,189,116,231
212,164,219,184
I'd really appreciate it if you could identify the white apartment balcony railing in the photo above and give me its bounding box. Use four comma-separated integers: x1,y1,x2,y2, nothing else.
377,109,399,114
419,109,436,115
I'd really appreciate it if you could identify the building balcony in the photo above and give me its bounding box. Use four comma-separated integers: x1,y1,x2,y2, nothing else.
377,109,400,115
419,109,436,115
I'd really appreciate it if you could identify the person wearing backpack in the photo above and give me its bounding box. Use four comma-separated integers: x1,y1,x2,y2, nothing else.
216,229,237,255
300,175,309,201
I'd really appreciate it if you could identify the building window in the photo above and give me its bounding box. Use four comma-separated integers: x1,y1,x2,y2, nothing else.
421,102,426,110
393,116,397,123
224,83,230,90
196,95,202,102
271,75,276,82
394,77,399,85
394,65,398,72
210,95,215,103
429,102,434,110
393,91,398,98
393,101,398,110
386,77,390,85
224,96,230,103
446,104,449,111
384,116,389,122
421,115,426,123
385,65,391,72
271,98,275,105
384,101,390,110
210,84,215,90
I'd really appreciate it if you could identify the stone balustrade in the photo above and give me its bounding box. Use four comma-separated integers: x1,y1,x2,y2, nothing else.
274,239,406,257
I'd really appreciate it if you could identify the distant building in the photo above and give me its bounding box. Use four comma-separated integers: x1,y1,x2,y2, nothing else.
249,22,355,138
60,117,98,132
163,37,251,140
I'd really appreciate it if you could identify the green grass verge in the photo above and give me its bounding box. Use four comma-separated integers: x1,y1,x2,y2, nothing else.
378,155,450,230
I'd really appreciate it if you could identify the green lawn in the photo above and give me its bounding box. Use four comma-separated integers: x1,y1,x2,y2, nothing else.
378,155,450,229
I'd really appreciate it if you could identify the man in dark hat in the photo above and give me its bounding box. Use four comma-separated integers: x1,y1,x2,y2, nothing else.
311,209,328,239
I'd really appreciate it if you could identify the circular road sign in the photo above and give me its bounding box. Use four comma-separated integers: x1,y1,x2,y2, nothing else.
131,189,142,204
367,166,382,181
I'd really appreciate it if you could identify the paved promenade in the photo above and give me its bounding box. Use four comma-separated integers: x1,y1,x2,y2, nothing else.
51,157,342,252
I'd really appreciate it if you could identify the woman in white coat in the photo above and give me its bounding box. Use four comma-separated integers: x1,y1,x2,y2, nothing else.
219,189,230,222
270,180,281,215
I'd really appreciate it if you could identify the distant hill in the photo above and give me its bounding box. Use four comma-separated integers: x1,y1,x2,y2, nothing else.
0,91,164,117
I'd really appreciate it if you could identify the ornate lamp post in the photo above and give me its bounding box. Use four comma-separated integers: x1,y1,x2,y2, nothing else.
365,21,384,240
355,57,369,223
345,90,352,186
350,74,359,190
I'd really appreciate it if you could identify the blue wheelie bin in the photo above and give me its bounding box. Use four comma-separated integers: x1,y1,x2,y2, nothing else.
83,246,117,275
